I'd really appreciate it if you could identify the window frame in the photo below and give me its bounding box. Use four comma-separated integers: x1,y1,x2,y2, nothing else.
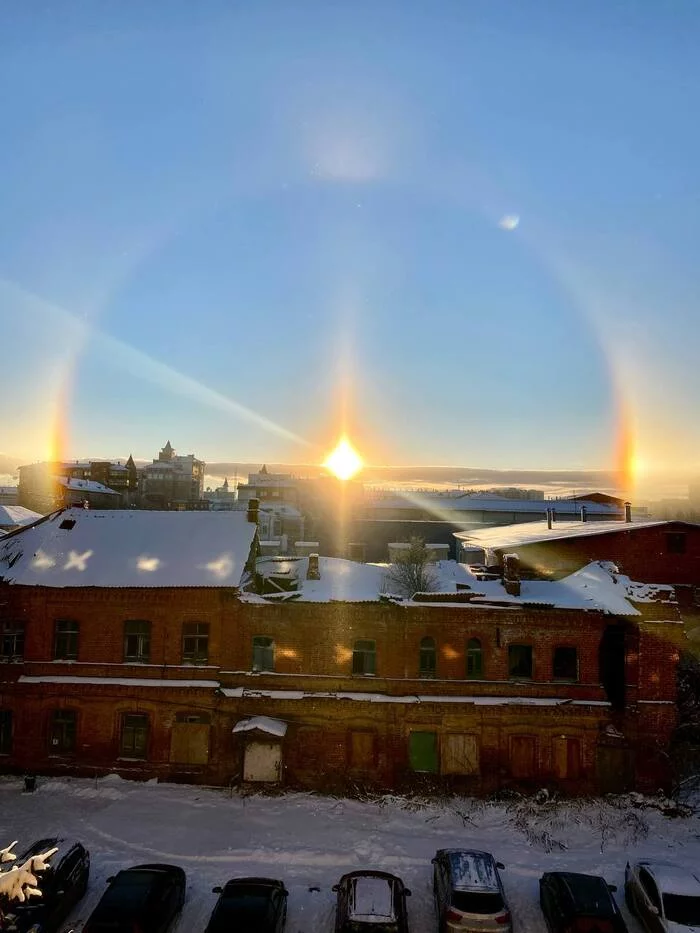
352,639,377,676
466,637,483,679
252,635,275,672
123,620,151,663
419,636,437,678
182,622,209,664
54,619,80,661
49,708,77,755
119,712,149,759
0,622,25,662
552,645,579,681
508,643,533,680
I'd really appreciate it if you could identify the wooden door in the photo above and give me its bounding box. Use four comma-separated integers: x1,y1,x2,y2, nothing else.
510,735,536,778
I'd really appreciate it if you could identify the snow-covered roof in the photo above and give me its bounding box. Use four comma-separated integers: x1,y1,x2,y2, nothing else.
57,477,120,495
232,716,288,737
369,493,621,515
0,508,257,588
0,505,43,528
454,519,678,550
250,556,668,615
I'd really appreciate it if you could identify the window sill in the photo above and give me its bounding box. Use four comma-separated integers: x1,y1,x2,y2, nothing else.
117,756,148,762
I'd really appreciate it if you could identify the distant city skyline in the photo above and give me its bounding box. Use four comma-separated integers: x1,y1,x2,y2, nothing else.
3,3,700,496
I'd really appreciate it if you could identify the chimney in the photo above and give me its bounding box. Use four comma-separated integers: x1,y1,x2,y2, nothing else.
546,508,553,530
247,497,259,524
307,553,320,580
580,505,587,523
503,553,521,597
624,501,632,523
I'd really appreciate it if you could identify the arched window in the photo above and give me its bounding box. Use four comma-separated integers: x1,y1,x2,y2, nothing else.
419,637,437,678
467,638,483,678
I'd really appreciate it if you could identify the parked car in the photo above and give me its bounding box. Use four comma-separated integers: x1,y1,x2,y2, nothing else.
432,849,511,933
0,837,89,933
539,872,627,933
204,877,288,933
83,863,186,933
625,860,700,932
333,871,411,932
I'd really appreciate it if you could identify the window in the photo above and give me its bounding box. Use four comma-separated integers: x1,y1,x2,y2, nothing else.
0,710,12,755
419,636,436,678
54,620,79,660
553,646,578,681
0,623,24,662
467,638,483,678
667,532,687,554
120,713,149,758
124,620,151,663
49,709,76,754
182,622,209,664
508,644,533,679
252,636,274,672
352,639,376,675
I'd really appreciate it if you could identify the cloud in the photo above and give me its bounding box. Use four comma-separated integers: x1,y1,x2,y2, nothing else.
498,214,520,231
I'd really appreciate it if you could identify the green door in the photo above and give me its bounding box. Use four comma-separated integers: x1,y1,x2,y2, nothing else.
409,731,438,773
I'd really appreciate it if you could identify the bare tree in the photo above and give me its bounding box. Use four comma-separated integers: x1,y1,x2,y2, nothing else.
386,537,439,598
0,841,57,904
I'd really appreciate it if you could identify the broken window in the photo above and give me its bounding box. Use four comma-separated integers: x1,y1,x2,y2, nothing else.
419,636,436,678
0,622,24,662
49,709,76,754
54,619,79,660
467,638,483,678
252,636,274,672
352,639,376,675
123,620,151,663
182,622,209,664
120,713,149,758
508,644,533,679
553,646,578,681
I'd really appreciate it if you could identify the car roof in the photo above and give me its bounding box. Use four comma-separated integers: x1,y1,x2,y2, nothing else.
544,873,615,913
437,850,500,892
348,873,396,922
638,862,700,896
223,877,285,890
339,870,404,885
117,863,182,877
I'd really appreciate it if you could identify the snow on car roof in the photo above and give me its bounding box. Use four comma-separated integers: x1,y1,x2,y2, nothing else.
441,850,500,891
641,862,700,896
349,875,396,922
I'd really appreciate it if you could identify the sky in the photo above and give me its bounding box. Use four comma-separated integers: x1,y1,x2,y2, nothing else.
1,1,699,495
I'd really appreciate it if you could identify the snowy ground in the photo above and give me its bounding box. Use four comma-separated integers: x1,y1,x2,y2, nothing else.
1,776,699,932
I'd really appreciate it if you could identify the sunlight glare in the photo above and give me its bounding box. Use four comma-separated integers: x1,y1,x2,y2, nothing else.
324,437,363,481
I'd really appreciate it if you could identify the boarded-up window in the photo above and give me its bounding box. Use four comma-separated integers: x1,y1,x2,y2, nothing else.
170,714,211,765
441,733,480,775
552,736,581,780
349,731,376,769
510,735,536,778
409,731,438,773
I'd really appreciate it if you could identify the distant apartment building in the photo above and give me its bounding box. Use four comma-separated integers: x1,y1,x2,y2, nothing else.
0,487,18,506
18,460,133,512
236,465,300,508
203,477,238,511
140,441,206,510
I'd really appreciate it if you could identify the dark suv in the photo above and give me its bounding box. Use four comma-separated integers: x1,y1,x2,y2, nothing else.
0,837,89,933
432,849,511,933
83,863,186,933
204,878,288,932
539,872,627,933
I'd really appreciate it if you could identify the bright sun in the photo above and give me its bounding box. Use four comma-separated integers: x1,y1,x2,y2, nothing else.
323,437,363,481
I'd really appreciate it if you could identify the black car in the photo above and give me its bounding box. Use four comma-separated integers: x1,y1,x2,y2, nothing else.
333,871,411,932
0,837,89,933
540,872,627,933
204,877,288,933
83,863,186,933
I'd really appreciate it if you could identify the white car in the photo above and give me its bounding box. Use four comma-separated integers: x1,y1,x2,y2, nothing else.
625,860,700,933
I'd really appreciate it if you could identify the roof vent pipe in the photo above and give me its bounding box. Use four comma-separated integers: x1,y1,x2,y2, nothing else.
546,508,553,530
624,501,632,523
580,506,587,523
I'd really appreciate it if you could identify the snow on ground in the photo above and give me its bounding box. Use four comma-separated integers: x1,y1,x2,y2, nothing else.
1,776,699,932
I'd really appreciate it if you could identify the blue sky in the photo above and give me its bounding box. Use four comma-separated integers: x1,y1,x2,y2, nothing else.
2,1,699,487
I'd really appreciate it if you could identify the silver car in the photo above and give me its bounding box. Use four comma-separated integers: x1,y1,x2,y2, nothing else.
625,860,700,933
432,849,512,933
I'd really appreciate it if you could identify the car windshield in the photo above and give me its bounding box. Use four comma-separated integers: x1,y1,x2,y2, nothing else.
209,894,275,932
662,894,700,926
452,891,504,915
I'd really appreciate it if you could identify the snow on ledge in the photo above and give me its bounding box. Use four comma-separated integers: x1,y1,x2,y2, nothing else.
232,715,288,737
18,675,220,688
221,687,610,707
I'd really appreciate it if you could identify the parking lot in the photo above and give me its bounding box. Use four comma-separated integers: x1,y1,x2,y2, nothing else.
0,775,696,931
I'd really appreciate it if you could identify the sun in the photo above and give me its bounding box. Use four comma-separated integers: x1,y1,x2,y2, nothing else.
323,437,363,481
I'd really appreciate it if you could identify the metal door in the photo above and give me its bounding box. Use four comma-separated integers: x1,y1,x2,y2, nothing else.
409,731,438,773
244,740,282,782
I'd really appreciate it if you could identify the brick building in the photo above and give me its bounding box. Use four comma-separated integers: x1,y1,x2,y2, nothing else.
0,515,685,796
